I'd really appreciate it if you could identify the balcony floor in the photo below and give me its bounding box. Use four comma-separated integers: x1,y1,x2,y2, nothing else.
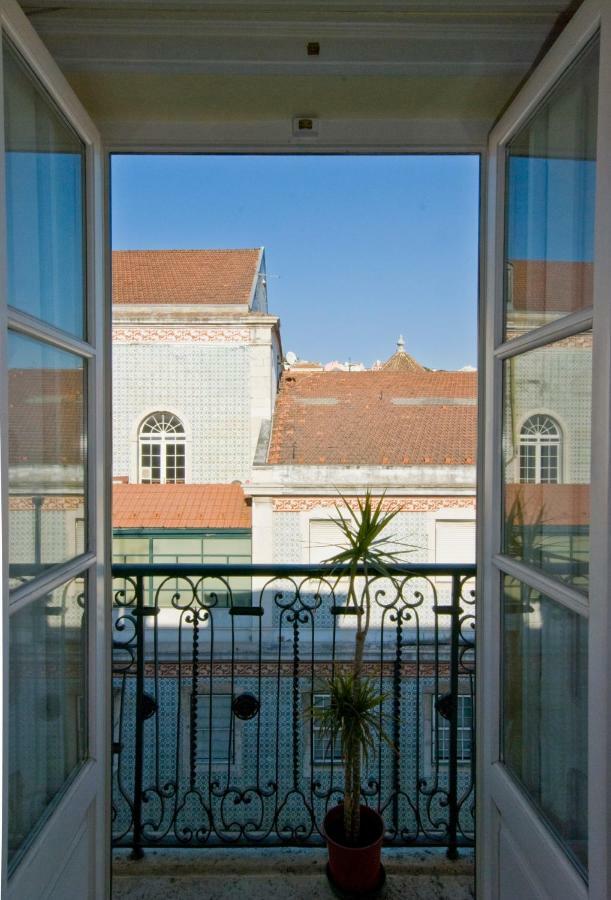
113,846,474,899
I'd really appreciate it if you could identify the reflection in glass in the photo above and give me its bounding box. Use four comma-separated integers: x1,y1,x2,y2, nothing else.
8,332,86,585
503,332,591,591
504,38,599,338
503,578,587,871
8,575,88,868
3,38,85,337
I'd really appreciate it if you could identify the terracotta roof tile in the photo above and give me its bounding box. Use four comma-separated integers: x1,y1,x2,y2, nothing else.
113,483,251,529
505,483,589,527
510,260,593,313
112,249,261,305
380,351,424,372
9,369,84,466
268,370,477,466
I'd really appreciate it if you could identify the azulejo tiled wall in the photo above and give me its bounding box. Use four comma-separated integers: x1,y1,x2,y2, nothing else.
113,342,251,482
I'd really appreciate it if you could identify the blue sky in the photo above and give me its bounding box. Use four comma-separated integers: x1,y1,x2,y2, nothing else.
112,155,480,370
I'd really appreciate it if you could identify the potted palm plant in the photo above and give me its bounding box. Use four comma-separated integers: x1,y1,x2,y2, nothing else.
312,492,404,896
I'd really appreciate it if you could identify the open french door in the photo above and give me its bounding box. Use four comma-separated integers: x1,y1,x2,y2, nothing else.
479,0,611,897
0,1,109,897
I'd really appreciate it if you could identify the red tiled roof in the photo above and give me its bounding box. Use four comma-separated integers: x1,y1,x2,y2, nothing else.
113,483,251,529
505,483,590,527
510,260,593,313
9,369,84,466
267,371,477,466
112,249,261,305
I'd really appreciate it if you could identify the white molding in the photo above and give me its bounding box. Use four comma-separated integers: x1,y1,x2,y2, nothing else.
36,58,540,79
112,305,275,324
245,464,477,495
102,120,490,155
21,0,568,9
30,15,552,42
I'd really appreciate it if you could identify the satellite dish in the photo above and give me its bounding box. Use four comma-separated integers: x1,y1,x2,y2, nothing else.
285,351,298,365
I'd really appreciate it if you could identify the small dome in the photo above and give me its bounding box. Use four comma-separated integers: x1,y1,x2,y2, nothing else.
381,335,424,372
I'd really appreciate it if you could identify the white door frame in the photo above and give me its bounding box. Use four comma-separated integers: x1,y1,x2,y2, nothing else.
478,0,610,897
0,0,110,897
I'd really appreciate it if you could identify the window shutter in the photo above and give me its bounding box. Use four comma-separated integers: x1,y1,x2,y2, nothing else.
435,520,476,564
309,520,346,564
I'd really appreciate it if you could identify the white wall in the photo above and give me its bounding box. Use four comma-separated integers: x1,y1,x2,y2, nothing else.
112,314,279,484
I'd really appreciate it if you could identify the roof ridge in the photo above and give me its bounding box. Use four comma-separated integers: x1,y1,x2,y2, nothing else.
112,248,261,254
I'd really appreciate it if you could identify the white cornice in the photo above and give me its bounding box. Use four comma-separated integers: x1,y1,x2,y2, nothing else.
112,304,279,324
244,463,477,496
244,484,477,498
101,118,491,154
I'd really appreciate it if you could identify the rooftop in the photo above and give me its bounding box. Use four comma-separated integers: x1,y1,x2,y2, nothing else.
112,249,262,307
112,483,251,529
267,370,477,466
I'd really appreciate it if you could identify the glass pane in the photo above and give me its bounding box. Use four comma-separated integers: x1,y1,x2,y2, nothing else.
112,536,149,564
3,39,86,338
8,574,88,868
195,694,232,763
504,38,598,338
203,535,251,556
503,577,587,871
503,332,591,592
8,332,86,586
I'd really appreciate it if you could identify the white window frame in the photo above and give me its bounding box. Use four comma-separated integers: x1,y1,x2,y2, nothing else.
181,686,237,774
138,411,186,484
422,683,474,779
0,3,109,897
519,413,563,485
430,693,473,765
310,692,343,767
480,2,610,897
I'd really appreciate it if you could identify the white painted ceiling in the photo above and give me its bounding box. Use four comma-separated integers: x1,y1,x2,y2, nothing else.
19,1,584,147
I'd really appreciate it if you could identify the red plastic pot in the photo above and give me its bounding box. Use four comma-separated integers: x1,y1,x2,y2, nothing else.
323,804,384,895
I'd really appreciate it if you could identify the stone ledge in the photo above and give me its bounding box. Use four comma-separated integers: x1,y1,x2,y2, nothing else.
113,845,474,877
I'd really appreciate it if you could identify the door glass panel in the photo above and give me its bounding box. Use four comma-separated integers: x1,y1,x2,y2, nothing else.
502,332,591,592
8,332,86,586
3,37,86,338
8,574,88,869
504,38,598,339
502,576,587,871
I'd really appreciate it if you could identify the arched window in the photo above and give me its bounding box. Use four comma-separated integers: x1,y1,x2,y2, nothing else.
519,414,561,484
139,412,185,484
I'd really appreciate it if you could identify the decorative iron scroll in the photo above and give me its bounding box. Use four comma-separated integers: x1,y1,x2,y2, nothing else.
111,562,475,858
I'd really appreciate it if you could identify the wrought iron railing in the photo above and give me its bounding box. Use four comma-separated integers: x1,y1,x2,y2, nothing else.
111,562,475,859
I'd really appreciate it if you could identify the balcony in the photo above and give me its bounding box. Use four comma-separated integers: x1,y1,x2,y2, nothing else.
111,561,475,895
